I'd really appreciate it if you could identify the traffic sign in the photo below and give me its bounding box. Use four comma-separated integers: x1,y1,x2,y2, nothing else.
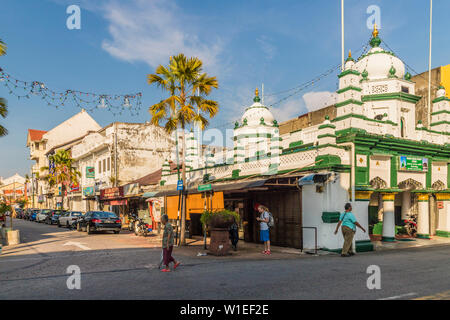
198,184,212,192
177,180,184,191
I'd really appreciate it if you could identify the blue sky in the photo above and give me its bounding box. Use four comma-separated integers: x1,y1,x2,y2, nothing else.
1,0,449,178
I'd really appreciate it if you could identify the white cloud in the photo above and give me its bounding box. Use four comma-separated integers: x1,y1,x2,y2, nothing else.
270,98,304,123
98,0,224,72
302,91,337,112
256,35,277,61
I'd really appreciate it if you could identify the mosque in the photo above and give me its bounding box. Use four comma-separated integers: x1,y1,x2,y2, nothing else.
150,25,450,252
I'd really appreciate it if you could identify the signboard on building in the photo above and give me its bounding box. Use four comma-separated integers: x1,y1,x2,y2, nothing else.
123,183,139,197
86,167,95,178
100,186,124,200
399,156,428,172
83,187,94,197
70,182,80,192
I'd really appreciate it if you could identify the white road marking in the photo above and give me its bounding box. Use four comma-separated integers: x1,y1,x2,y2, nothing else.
63,241,91,251
378,292,417,300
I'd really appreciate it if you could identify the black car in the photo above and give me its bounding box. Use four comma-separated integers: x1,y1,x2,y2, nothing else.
78,211,121,234
46,209,67,225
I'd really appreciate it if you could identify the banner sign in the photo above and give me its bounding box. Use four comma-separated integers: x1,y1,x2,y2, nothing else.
399,156,428,172
86,167,95,178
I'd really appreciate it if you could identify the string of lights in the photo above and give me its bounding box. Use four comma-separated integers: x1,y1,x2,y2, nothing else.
0,66,143,117
265,40,372,100
381,40,442,91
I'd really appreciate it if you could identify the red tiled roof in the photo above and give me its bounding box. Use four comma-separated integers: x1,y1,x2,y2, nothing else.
28,129,47,141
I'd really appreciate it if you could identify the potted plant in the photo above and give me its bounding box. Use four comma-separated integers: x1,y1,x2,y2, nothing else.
201,209,240,256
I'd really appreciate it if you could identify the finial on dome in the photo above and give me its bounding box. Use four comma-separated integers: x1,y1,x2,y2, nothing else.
372,23,379,38
370,23,381,47
348,50,352,58
253,87,261,103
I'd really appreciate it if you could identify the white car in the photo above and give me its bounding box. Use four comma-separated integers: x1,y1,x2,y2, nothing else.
36,209,51,223
58,211,83,228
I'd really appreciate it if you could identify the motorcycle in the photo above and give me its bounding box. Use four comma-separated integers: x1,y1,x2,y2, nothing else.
404,214,417,237
134,218,152,237
128,214,138,232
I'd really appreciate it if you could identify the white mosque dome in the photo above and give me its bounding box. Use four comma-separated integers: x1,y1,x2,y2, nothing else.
354,25,405,80
241,89,275,127
437,85,446,98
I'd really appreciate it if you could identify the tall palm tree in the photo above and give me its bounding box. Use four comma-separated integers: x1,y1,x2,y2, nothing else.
0,39,7,137
148,54,219,245
41,149,80,210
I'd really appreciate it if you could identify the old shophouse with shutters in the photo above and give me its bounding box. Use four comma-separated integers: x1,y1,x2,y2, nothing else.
149,26,450,252
70,121,175,216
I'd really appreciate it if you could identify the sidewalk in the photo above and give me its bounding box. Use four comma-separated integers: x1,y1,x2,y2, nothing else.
371,235,450,251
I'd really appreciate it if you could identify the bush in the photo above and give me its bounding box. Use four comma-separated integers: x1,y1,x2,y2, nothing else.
200,209,240,229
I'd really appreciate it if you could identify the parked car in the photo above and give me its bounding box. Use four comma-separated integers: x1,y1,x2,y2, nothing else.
58,211,83,228
36,209,51,223
30,209,40,221
15,208,24,219
77,211,121,234
46,210,67,225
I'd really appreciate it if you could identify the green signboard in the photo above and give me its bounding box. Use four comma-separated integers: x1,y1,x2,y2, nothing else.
399,156,428,172
198,184,212,192
86,167,95,178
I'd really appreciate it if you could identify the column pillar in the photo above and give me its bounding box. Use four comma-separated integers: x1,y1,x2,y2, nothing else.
377,192,383,221
382,193,396,241
417,193,430,239
401,191,411,220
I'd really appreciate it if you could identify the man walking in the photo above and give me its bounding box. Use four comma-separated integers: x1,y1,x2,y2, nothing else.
161,214,180,272
334,203,366,257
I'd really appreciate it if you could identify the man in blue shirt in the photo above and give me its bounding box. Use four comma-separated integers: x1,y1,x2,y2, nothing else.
334,203,366,257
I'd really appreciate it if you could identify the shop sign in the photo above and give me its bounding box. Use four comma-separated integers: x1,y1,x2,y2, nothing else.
83,187,94,197
86,167,95,178
123,183,139,196
437,201,444,209
100,186,124,200
399,156,428,172
110,200,127,206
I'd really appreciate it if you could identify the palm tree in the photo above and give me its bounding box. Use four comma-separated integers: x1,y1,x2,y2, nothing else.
148,54,219,245
41,149,80,210
0,39,7,137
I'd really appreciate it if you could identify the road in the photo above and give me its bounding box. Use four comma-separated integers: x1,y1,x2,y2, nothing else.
1,218,450,300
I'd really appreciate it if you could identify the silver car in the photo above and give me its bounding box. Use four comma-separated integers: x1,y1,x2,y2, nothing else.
58,211,83,228
36,209,51,223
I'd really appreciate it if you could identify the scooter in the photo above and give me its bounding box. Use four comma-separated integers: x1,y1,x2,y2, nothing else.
134,218,152,237
404,215,417,237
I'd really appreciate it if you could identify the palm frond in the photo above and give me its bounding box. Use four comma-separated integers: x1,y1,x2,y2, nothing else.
0,39,6,56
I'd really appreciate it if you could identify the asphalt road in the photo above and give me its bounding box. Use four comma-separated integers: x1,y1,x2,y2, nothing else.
1,218,450,300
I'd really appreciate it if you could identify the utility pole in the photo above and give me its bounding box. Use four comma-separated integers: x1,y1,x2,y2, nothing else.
341,0,345,71
428,0,433,129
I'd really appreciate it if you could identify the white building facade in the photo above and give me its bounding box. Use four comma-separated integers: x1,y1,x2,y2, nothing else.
154,26,450,251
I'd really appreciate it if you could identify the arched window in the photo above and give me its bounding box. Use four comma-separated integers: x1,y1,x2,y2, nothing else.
400,117,406,138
